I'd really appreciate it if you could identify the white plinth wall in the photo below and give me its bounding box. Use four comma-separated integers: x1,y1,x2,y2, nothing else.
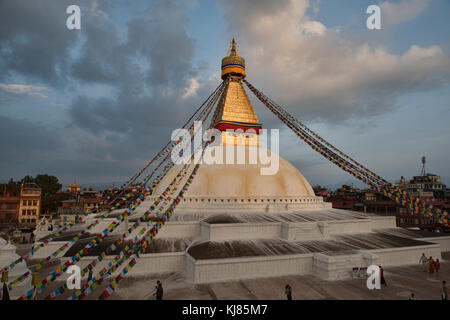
0,238,32,299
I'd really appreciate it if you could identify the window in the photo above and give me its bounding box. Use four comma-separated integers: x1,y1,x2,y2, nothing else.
33,200,37,206
23,200,26,206
22,209,26,215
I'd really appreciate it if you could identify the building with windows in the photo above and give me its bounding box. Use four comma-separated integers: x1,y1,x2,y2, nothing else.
78,188,102,212
17,183,41,228
406,173,446,199
0,192,20,228
66,182,82,194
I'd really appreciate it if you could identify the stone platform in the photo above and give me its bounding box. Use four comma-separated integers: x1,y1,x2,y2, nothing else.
31,209,450,286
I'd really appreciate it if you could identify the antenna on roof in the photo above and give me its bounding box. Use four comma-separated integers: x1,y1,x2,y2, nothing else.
421,156,426,176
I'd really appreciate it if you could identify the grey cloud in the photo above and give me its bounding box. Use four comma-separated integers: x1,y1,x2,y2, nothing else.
0,0,79,84
0,115,62,153
0,115,64,179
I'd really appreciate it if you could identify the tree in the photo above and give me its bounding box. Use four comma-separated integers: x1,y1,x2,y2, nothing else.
35,174,62,195
312,185,324,193
33,174,63,215
20,175,34,184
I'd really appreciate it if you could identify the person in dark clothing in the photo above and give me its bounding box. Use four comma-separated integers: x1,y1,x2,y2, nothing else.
2,268,10,300
379,266,387,287
285,284,292,300
154,280,163,300
87,265,93,282
442,281,448,301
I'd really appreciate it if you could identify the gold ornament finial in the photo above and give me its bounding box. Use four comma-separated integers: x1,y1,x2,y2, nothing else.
221,39,246,80
230,38,239,56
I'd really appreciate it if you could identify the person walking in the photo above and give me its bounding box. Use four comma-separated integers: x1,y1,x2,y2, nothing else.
419,253,427,272
285,284,292,300
2,268,10,300
153,280,163,300
379,266,387,287
87,265,93,282
428,256,435,274
442,281,448,301
441,280,448,300
435,259,440,275
408,293,416,300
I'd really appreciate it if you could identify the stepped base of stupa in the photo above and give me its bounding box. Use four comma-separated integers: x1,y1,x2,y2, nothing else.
33,209,450,284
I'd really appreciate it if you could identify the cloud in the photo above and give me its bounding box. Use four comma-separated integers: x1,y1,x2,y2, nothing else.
380,0,431,26
0,0,79,85
182,78,200,99
0,115,63,173
66,0,205,142
0,83,51,99
219,0,450,124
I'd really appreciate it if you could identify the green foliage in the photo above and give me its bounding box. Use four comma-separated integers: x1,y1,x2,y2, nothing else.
35,174,62,195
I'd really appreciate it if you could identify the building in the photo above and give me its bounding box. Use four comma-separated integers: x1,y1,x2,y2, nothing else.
78,188,102,212
0,188,20,228
0,182,41,229
355,191,399,215
323,185,363,211
57,205,84,226
55,188,103,226
17,183,41,229
393,170,449,230
66,182,82,194
406,174,446,199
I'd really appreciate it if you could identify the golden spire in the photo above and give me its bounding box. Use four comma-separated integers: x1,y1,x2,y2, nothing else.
227,38,239,56
213,40,262,146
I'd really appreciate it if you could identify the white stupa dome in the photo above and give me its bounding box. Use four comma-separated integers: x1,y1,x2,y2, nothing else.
151,145,329,212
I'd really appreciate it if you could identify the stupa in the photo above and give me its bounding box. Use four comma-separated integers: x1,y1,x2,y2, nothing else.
0,237,32,299
31,40,450,288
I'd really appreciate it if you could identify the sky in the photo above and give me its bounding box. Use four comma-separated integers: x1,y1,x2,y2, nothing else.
0,0,449,190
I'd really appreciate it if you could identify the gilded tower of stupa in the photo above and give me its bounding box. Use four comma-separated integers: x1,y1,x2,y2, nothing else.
212,39,262,146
